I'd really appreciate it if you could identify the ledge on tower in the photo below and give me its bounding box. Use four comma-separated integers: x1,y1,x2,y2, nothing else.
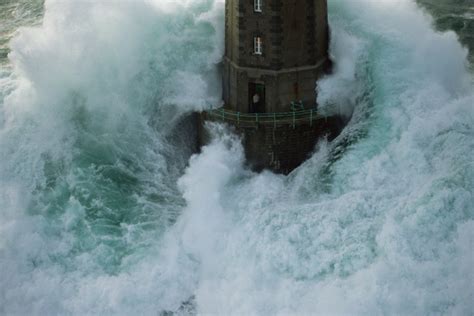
198,107,347,174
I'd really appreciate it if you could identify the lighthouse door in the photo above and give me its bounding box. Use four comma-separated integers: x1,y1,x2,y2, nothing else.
248,83,265,113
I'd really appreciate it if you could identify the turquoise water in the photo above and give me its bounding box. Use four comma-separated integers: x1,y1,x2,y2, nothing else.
0,0,473,314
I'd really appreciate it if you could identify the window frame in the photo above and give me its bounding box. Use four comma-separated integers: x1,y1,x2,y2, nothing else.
254,36,263,55
254,0,262,13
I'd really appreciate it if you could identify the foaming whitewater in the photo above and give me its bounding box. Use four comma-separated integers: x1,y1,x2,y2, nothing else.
1,0,473,315
0,0,224,314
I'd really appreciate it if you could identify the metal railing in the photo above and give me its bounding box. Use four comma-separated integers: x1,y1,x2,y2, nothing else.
204,107,326,129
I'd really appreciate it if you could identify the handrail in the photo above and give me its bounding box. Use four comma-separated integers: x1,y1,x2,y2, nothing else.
204,107,326,128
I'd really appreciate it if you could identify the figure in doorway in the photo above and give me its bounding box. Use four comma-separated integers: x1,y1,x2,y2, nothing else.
252,93,260,113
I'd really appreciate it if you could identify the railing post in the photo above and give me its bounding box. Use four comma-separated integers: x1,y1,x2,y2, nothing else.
222,109,225,121
293,111,295,129
274,113,276,129
310,109,313,127
237,112,240,126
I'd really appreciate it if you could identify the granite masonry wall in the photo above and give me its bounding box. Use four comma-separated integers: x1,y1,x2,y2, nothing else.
223,0,330,113
199,114,346,174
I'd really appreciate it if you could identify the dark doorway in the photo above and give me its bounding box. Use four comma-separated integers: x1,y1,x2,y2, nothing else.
248,83,265,113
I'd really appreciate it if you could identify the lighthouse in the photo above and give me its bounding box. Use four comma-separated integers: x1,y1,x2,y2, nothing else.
200,0,346,174
223,0,330,112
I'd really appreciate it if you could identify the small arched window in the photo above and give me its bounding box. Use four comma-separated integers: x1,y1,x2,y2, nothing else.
254,0,262,12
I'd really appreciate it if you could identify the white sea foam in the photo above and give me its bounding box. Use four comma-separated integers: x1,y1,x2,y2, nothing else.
0,0,224,314
0,0,473,315
171,0,474,314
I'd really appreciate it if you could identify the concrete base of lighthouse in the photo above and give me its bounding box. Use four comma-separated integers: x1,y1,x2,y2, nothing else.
198,109,347,175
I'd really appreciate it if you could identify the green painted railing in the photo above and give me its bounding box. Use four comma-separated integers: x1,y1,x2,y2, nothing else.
205,107,326,128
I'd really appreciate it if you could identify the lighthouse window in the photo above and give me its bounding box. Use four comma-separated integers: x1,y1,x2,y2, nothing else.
254,36,262,55
254,0,262,12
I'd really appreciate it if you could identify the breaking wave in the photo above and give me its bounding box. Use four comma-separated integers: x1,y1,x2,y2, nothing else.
0,0,473,314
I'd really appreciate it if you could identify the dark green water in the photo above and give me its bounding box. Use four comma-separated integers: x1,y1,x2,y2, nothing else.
0,0,473,314
418,0,474,65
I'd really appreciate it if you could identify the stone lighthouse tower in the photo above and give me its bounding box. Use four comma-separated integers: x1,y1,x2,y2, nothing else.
223,0,330,113
201,0,345,174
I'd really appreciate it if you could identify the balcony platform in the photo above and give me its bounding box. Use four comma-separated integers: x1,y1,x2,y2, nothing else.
203,107,326,129
199,107,347,174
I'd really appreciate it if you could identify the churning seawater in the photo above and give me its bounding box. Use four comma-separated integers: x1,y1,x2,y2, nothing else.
0,0,473,315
